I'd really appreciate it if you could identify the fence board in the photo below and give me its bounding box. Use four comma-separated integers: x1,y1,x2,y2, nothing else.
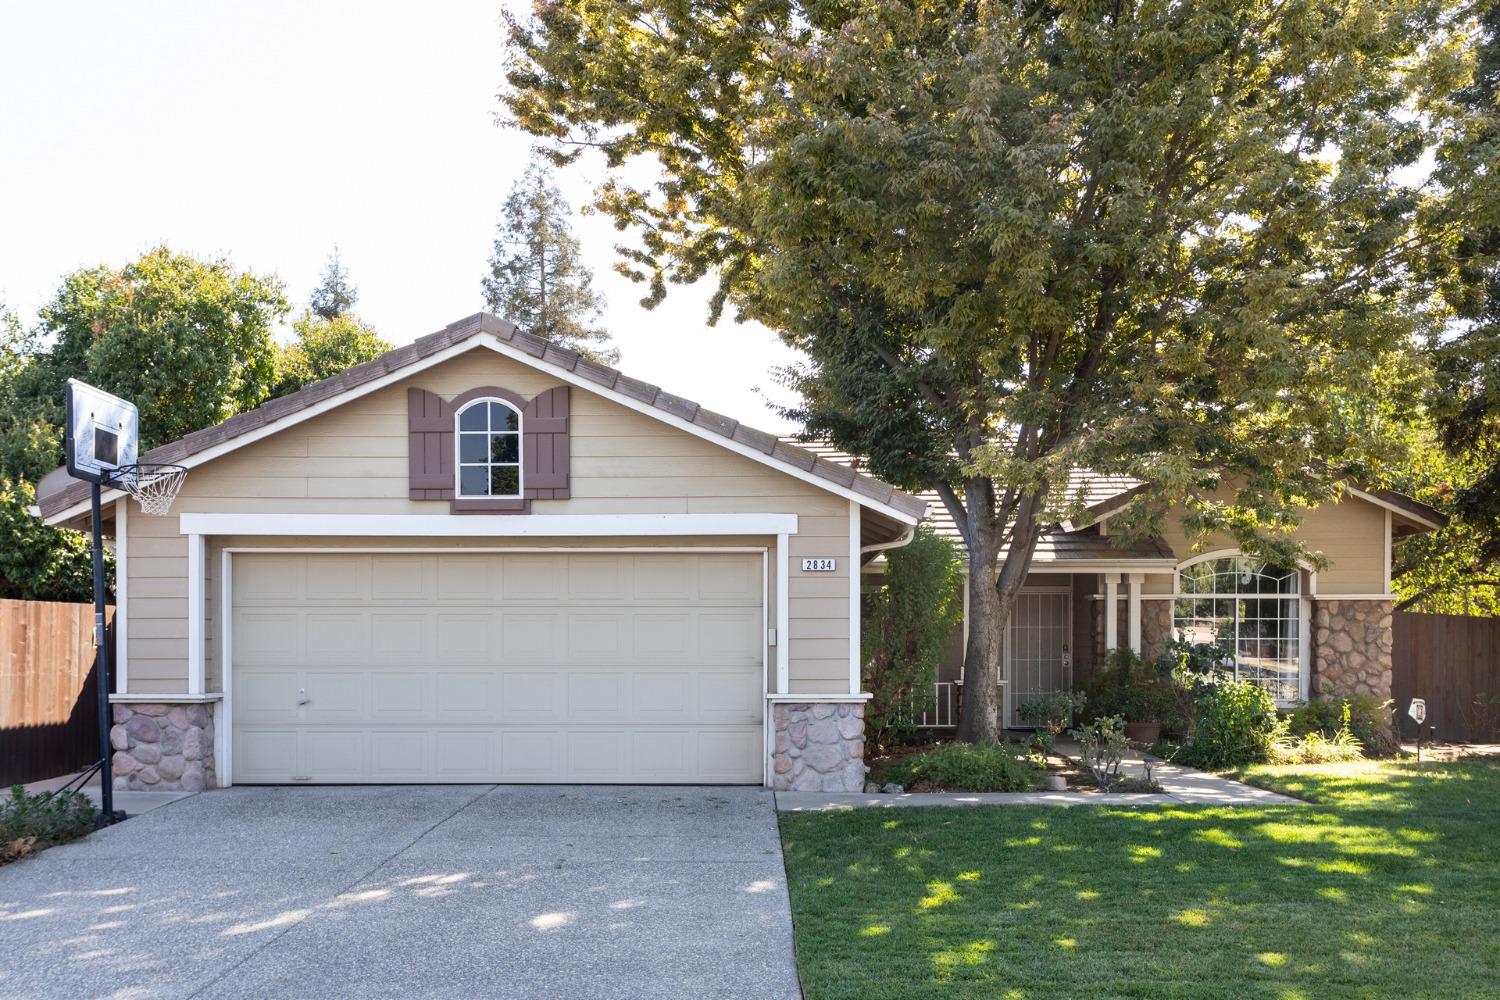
0,599,114,786
1392,612,1500,744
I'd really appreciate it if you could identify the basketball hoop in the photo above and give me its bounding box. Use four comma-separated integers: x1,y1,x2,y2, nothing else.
106,463,187,516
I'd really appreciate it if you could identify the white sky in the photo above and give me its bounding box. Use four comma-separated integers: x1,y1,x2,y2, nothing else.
0,1,804,432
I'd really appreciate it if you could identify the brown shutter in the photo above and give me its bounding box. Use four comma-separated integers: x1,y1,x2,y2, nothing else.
407,387,455,500
522,386,570,500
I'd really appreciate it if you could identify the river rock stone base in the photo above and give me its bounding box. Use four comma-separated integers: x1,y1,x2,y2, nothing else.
1313,599,1394,702
110,703,217,792
771,702,867,792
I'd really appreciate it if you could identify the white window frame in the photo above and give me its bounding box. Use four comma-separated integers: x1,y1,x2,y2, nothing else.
1172,549,1312,705
453,396,524,499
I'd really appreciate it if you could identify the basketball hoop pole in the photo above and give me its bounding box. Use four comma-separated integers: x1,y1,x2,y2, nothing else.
89,481,116,823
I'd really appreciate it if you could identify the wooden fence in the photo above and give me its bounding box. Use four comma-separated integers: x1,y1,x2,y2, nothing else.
0,599,113,786
1392,611,1500,744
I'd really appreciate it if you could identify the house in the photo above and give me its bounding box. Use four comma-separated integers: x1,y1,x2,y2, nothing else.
35,314,925,794
796,442,1444,731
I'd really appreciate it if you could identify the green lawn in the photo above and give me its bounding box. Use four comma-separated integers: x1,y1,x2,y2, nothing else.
779,760,1500,999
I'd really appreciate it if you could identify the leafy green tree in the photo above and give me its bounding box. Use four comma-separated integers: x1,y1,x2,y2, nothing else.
308,246,358,321
30,246,288,451
0,478,96,602
505,0,1471,741
482,159,618,364
1420,3,1500,610
862,526,962,749
272,314,392,397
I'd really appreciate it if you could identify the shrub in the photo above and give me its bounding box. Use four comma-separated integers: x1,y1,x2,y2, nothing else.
1,786,96,863
1070,715,1128,791
1285,694,1395,755
884,742,1040,792
1178,680,1279,769
1017,691,1085,759
1080,648,1181,726
862,526,963,748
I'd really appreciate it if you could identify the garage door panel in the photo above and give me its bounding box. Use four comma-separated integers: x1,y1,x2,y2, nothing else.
235,612,303,664
373,731,428,779
567,554,630,601
435,672,497,719
632,672,692,719
306,556,369,601
435,554,497,601
232,551,765,784
566,613,628,659
499,672,561,721
305,613,369,662
370,614,428,661
236,729,298,781
567,671,625,717
301,730,366,781
501,730,563,780
436,613,493,662
566,730,628,781
236,670,300,722
371,673,429,720
432,731,493,780
303,671,369,721
699,673,761,721
500,613,561,660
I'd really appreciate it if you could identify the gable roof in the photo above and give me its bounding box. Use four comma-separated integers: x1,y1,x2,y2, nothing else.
787,439,1172,563
36,312,928,525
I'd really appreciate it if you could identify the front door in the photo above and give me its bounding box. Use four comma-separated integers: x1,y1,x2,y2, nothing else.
1005,590,1073,728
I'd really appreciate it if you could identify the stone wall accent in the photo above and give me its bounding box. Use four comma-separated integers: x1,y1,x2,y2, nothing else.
110,702,217,792
770,702,866,792
1313,599,1394,702
1141,600,1174,664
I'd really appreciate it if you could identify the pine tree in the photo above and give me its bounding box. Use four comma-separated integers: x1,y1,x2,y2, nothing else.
309,246,357,321
482,160,618,364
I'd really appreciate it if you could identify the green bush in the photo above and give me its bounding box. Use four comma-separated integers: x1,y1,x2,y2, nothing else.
1017,691,1085,758
1,785,96,862
1285,694,1395,755
885,742,1040,792
862,525,962,748
1080,648,1181,726
1178,681,1279,770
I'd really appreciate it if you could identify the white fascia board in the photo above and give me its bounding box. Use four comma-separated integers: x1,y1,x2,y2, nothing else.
178,512,799,538
477,338,924,525
42,338,493,525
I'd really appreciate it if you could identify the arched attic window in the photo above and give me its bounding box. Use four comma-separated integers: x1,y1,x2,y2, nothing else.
455,397,522,498
1172,553,1310,704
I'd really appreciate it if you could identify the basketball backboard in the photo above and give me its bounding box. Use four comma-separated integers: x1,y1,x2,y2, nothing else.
65,379,139,484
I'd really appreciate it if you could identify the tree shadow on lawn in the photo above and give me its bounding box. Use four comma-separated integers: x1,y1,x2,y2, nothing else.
780,761,1500,1000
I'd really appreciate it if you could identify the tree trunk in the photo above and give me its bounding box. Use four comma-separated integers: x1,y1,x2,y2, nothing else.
955,541,1005,744
954,490,1045,746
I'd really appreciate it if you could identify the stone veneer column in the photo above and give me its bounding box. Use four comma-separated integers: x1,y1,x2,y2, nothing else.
1140,600,1174,664
770,702,867,791
110,702,217,792
1312,599,1394,702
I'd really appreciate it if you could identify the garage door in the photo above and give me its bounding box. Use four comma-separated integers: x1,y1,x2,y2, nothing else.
230,551,765,784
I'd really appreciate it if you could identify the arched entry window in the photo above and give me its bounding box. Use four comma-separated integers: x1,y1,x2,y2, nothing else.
1173,555,1306,703
455,398,522,498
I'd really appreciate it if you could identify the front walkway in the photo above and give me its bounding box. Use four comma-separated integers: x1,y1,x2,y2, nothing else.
0,786,800,1000
777,742,1301,811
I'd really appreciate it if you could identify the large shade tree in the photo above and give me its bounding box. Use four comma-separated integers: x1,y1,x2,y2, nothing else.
505,0,1473,741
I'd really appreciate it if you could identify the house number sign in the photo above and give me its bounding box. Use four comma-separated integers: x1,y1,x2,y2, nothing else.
801,558,837,572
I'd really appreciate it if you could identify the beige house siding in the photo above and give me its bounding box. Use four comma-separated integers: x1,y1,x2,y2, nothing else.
1155,495,1388,594
122,348,854,697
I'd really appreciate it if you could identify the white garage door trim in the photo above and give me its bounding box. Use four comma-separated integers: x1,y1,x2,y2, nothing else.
218,546,771,787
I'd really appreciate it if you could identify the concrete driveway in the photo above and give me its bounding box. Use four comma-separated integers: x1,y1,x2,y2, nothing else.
0,786,802,1000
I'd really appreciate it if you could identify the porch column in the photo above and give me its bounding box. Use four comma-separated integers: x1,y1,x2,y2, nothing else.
1103,573,1119,653
1127,573,1143,655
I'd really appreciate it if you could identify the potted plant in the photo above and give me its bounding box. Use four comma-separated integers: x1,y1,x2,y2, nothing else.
1082,648,1179,746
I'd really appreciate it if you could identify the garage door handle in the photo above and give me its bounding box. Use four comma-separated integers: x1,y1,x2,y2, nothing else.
297,687,309,706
